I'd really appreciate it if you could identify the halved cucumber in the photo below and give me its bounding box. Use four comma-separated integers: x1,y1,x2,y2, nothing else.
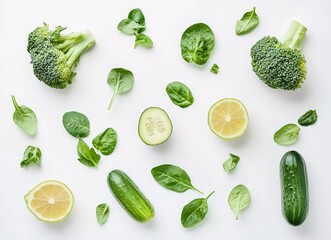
138,107,173,145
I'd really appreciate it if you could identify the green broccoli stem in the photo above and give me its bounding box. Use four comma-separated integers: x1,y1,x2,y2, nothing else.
280,20,307,50
59,30,96,69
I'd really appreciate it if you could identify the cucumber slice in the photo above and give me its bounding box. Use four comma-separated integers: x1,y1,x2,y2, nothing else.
138,107,173,145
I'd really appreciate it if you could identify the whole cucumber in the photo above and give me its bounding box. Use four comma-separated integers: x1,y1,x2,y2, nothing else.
107,169,154,222
280,150,309,226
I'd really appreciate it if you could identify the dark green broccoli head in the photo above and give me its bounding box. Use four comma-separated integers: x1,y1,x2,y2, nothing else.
27,23,95,89
250,21,307,91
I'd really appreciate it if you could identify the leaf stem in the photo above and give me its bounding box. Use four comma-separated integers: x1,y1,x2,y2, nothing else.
11,95,23,114
192,186,204,195
205,191,215,200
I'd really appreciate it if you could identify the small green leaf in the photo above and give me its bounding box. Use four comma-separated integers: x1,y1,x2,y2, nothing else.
166,81,194,108
235,7,259,35
274,123,300,146
107,68,134,110
223,153,240,172
20,146,42,168
12,95,37,136
181,23,215,65
134,34,153,48
228,184,251,220
117,19,145,35
298,110,318,126
128,8,145,28
92,128,117,155
96,203,110,225
151,164,202,193
210,64,219,74
77,139,100,167
181,191,214,228
62,111,90,138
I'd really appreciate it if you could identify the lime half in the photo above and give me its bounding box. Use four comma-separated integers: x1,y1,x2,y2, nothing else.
208,98,249,139
24,180,74,223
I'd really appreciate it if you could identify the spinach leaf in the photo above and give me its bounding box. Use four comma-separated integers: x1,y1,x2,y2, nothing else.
181,23,215,65
135,33,153,48
223,153,240,172
228,184,251,220
63,111,90,138
235,7,259,35
210,64,219,74
151,164,202,193
298,110,318,126
274,123,300,146
107,68,134,110
96,203,110,225
92,128,117,155
117,19,145,35
181,191,215,228
11,95,37,136
128,8,145,28
77,139,100,167
166,81,194,108
20,146,42,168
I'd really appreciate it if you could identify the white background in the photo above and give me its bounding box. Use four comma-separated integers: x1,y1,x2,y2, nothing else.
0,0,330,239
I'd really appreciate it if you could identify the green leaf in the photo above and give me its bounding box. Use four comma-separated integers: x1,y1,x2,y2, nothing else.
134,34,153,48
181,23,215,65
20,146,42,168
235,7,259,35
210,64,219,74
274,123,300,146
128,8,145,28
92,128,117,155
62,111,90,138
228,184,251,220
298,110,318,126
77,139,100,167
96,203,110,225
223,153,240,172
12,95,37,136
181,191,214,228
107,68,134,110
117,19,145,35
151,164,202,193
165,81,194,108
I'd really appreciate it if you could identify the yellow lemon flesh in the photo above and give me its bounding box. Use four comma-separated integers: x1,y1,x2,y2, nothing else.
24,180,74,222
208,98,249,139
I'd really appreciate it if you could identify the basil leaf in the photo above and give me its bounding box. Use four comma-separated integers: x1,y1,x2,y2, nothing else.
223,153,240,172
181,191,214,228
96,203,110,225
151,164,202,193
210,64,219,74
107,68,134,110
181,23,215,65
77,139,100,167
12,95,37,136
274,123,300,146
63,111,90,138
20,146,42,168
298,110,318,126
235,7,259,35
228,184,251,220
92,128,117,155
134,33,153,48
166,81,194,108
128,8,145,28
117,19,145,35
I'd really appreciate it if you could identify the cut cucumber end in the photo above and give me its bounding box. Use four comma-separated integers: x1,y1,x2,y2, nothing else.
138,107,173,146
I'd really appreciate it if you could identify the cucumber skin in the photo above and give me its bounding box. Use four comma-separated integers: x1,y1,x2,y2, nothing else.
107,169,155,223
280,150,309,226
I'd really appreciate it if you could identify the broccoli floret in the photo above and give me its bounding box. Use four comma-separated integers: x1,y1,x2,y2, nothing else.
27,23,96,89
251,21,307,91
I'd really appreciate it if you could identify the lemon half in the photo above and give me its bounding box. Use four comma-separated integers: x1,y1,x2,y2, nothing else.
208,98,249,139
24,180,74,223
